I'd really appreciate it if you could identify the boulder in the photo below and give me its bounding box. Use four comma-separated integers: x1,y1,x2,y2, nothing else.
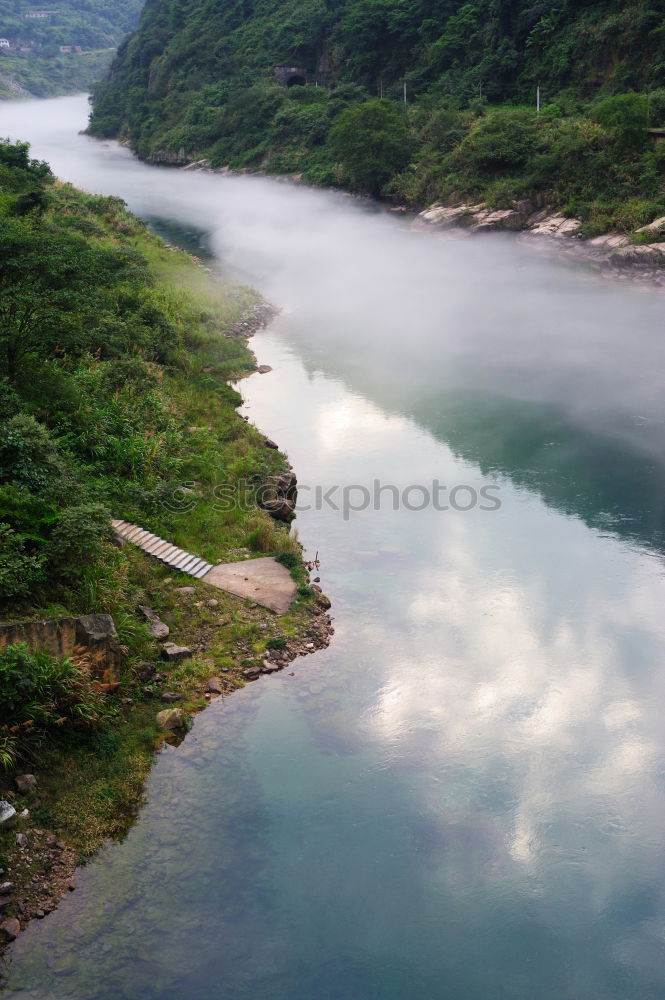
243,666,261,680
527,211,582,238
161,643,192,662
206,677,224,694
0,801,16,829
635,215,665,234
0,883,12,895
257,365,273,374
261,660,281,674
412,202,483,230
75,613,119,644
14,774,37,795
156,708,186,730
587,233,630,250
470,208,526,232
0,917,20,941
161,692,182,703
609,244,665,268
175,587,195,596
261,498,296,523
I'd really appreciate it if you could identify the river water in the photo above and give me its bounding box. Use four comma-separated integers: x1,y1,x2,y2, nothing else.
2,95,665,999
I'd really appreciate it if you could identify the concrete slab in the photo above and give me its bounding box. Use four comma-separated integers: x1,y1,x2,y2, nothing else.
201,558,296,615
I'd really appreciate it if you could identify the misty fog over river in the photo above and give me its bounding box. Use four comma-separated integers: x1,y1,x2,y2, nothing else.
3,95,665,998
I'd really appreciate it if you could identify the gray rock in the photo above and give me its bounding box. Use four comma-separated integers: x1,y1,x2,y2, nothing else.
15,833,28,849
156,708,186,730
15,774,37,795
206,599,219,609
161,643,192,662
635,215,665,234
75,613,119,644
470,208,525,232
175,586,196,596
0,917,20,941
0,801,16,829
261,660,281,674
243,666,261,680
206,677,224,694
264,438,279,449
0,883,12,895
138,606,170,639
610,244,665,268
161,692,182,703
149,621,170,640
257,365,273,374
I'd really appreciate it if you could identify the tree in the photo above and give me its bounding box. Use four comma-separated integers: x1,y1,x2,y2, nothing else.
0,220,146,380
593,93,649,153
327,99,411,195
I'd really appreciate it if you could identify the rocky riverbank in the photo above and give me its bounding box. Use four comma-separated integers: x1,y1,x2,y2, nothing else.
412,199,665,286
0,234,333,968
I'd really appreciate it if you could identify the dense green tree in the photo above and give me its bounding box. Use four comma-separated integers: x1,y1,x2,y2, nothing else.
328,98,412,194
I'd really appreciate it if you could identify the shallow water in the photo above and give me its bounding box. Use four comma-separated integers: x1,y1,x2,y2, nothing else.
2,96,665,999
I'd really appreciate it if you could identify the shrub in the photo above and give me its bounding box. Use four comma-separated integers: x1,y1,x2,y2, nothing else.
593,93,649,153
0,523,44,603
0,643,106,761
328,99,412,195
0,414,64,493
457,109,537,173
266,636,286,650
275,551,299,570
48,503,114,579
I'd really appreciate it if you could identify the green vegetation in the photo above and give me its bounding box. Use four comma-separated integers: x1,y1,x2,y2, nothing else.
89,0,665,232
0,137,319,876
0,0,142,96
0,643,106,771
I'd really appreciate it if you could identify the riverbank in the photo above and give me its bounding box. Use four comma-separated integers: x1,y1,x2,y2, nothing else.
0,168,332,964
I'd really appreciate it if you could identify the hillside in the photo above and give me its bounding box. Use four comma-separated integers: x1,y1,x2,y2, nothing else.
0,135,330,936
88,1,665,235
0,0,143,96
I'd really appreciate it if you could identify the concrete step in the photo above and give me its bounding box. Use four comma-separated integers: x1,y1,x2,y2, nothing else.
111,520,213,579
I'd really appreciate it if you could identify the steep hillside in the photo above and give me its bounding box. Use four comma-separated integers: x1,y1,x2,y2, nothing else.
89,1,665,232
0,0,143,96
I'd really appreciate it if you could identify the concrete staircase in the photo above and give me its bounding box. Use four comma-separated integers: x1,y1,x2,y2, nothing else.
112,520,213,579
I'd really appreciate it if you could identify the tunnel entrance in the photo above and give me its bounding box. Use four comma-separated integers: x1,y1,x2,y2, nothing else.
274,65,309,87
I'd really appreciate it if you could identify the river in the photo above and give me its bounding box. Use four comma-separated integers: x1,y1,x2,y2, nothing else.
2,95,665,999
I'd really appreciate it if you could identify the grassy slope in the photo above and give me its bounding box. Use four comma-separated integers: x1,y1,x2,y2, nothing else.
0,160,327,938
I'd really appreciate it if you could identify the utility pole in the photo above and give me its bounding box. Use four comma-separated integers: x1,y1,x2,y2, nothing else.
536,85,541,114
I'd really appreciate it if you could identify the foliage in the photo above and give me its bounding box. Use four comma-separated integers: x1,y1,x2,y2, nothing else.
593,92,650,152
0,643,106,763
87,0,665,231
328,99,412,194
